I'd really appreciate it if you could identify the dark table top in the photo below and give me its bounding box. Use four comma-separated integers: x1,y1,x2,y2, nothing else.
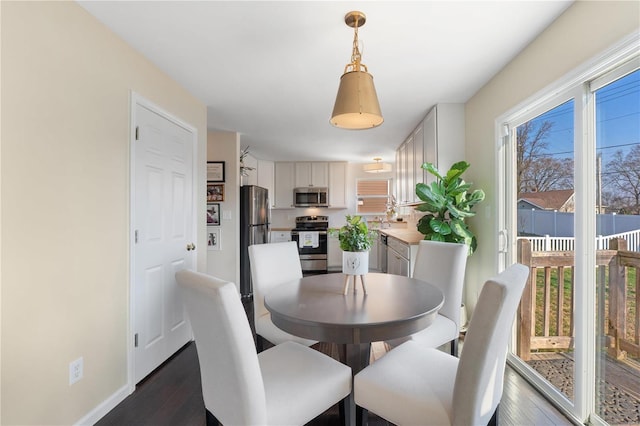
265,272,444,344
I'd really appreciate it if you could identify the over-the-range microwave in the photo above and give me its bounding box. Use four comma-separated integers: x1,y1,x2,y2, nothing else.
293,187,329,207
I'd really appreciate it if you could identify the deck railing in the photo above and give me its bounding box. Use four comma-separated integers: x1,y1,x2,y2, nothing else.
520,229,640,252
516,238,640,361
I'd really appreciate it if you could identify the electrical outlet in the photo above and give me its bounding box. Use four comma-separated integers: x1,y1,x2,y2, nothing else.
69,357,83,385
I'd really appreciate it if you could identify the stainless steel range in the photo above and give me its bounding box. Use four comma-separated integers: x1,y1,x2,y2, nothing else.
290,215,328,274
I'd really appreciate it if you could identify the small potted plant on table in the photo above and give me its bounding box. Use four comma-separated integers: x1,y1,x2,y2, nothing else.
335,215,376,295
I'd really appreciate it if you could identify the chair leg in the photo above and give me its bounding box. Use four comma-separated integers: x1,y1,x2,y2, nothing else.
488,404,499,426
338,394,349,426
205,409,220,426
450,338,459,357
256,334,265,353
338,392,357,426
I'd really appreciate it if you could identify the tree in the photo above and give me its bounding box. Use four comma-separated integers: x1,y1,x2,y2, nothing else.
604,145,640,214
517,120,573,193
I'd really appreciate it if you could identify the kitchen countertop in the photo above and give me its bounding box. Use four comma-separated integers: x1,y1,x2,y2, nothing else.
379,227,424,245
271,227,292,231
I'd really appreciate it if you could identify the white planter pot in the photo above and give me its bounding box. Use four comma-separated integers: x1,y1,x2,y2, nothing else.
342,251,369,276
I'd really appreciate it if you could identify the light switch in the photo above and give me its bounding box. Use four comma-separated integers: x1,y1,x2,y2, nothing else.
222,210,232,220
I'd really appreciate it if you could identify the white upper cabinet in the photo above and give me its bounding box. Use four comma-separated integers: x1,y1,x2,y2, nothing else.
328,162,347,208
257,159,275,207
294,162,329,187
428,103,465,175
274,161,345,209
413,124,425,189
422,105,437,180
274,162,295,208
396,103,464,204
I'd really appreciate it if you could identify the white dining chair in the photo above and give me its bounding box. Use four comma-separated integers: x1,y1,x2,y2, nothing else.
249,241,317,350
386,240,468,356
355,263,529,426
175,269,352,426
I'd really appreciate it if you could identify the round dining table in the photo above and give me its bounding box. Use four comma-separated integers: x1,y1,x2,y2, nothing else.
264,272,444,425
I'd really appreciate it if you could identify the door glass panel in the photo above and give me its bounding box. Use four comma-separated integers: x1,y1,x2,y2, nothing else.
516,100,575,404
594,68,640,425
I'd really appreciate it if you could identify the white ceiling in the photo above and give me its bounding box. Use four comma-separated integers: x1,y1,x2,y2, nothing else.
78,1,572,163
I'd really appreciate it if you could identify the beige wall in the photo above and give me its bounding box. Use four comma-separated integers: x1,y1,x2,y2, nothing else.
1,2,206,424
464,1,640,311
207,131,241,289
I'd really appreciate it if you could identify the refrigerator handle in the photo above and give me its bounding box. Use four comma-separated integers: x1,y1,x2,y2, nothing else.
267,203,272,243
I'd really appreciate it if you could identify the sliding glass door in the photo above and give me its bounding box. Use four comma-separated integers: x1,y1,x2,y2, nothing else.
510,97,578,409
501,59,639,425
592,66,640,426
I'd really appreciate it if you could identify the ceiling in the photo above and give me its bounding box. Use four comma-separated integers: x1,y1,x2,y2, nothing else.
78,1,572,163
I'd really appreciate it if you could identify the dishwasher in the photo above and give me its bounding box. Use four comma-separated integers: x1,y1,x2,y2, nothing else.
378,233,388,273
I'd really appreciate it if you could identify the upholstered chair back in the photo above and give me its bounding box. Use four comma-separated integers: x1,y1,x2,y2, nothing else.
451,263,528,425
412,240,468,326
176,270,267,425
248,241,303,319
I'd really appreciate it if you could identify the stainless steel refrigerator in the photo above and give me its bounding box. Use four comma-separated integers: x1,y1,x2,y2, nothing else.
240,185,270,298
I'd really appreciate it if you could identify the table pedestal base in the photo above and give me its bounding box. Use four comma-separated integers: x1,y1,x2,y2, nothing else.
338,342,370,426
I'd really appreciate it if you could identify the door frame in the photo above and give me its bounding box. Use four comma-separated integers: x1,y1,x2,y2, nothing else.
128,92,198,393
495,33,640,424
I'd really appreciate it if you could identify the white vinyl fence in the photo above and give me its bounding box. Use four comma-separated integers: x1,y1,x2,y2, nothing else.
519,229,640,252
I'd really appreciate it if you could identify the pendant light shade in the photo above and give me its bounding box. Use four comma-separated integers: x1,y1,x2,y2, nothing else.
331,71,383,129
363,157,392,173
330,11,383,130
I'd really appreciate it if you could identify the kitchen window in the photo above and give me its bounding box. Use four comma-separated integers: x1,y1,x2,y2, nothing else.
357,179,391,214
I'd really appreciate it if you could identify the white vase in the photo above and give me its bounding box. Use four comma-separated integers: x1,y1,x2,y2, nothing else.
342,251,369,275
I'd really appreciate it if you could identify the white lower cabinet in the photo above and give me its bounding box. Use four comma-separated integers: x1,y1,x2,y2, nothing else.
387,245,409,276
270,231,291,243
386,236,418,277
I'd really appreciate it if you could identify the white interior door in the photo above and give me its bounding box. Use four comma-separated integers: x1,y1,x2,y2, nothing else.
133,101,195,383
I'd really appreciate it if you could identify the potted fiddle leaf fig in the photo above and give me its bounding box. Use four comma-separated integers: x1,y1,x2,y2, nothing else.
334,215,376,276
415,161,485,255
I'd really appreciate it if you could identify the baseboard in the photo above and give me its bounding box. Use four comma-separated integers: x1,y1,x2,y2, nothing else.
74,384,130,425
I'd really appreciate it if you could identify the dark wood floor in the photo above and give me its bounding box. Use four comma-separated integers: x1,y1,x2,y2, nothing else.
98,296,574,426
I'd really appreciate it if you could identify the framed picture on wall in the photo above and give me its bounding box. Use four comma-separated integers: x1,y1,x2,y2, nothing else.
207,203,220,226
207,228,221,251
207,183,225,202
207,161,225,182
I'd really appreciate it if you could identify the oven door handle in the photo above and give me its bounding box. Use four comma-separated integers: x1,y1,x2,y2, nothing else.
291,230,328,236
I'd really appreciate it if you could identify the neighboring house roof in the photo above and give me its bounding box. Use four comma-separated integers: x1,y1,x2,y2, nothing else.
518,189,574,211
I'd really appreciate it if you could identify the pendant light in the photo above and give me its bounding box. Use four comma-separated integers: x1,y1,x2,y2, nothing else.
330,11,383,130
363,157,392,173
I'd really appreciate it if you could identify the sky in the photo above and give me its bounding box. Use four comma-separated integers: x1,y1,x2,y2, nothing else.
529,68,640,164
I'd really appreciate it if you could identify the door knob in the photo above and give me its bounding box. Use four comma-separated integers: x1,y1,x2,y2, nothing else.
186,243,196,251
